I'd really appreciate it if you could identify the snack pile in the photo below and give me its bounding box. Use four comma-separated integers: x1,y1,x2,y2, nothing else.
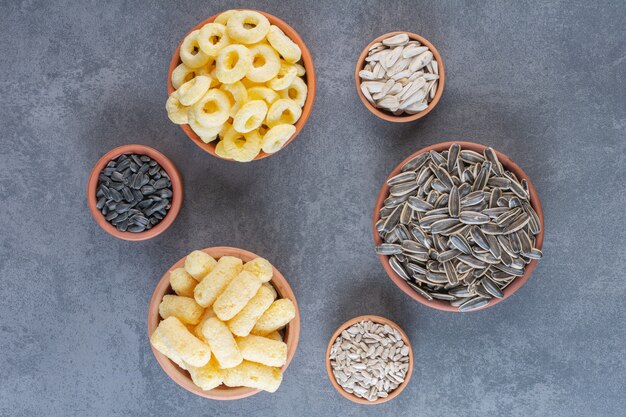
150,250,296,393
166,9,308,161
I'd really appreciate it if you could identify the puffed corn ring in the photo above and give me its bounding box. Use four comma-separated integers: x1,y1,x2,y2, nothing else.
188,109,222,143
192,88,231,127
246,43,280,83
233,100,268,133
198,23,231,56
266,62,297,91
166,93,188,125
261,124,296,154
214,9,237,25
172,63,198,89
215,44,252,84
279,76,307,107
247,86,279,105
241,77,263,89
177,75,211,106
223,128,262,162
214,140,232,160
220,81,248,118
219,119,233,138
226,10,270,44
180,30,211,68
265,99,302,127
294,62,306,77
266,25,301,63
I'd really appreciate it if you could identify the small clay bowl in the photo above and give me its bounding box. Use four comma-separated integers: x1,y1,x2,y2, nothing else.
373,141,545,312
325,315,413,405
147,247,301,400
87,144,182,241
355,31,445,122
167,10,317,161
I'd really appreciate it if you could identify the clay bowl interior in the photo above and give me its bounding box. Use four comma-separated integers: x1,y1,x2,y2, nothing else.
87,144,182,242
373,141,545,312
325,315,414,405
355,31,445,123
147,247,301,400
167,9,316,161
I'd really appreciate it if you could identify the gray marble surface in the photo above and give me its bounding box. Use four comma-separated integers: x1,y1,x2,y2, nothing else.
1,1,625,416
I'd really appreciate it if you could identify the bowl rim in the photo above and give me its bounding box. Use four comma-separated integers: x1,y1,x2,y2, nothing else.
354,31,446,123
147,246,301,400
87,144,183,241
372,141,545,312
325,315,414,405
167,9,317,161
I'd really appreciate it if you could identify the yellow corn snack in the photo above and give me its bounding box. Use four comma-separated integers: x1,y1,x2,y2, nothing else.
154,317,211,367
150,330,187,370
201,317,243,369
184,250,218,281
213,271,262,321
236,334,287,367
222,361,282,393
243,257,273,282
193,256,243,308
169,268,197,298
186,358,223,391
193,308,217,341
251,299,295,336
265,331,283,341
262,282,278,299
158,295,204,325
227,285,275,337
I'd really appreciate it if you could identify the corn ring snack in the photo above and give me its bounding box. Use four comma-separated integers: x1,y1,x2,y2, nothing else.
233,100,268,133
252,298,296,336
266,25,301,64
153,317,211,368
159,295,204,325
246,43,280,83
165,93,188,125
187,358,223,391
247,86,279,105
213,270,262,321
184,250,217,281
192,88,231,127
222,361,282,393
266,62,297,91
194,255,243,307
201,317,243,369
150,330,188,370
265,99,302,127
265,330,283,342
172,63,198,89
243,257,273,282
169,268,197,298
279,76,307,108
177,75,211,106
226,10,270,44
294,62,306,77
220,81,248,118
180,30,211,68
187,109,222,143
241,77,263,89
236,334,288,367
261,124,296,154
222,127,262,162
214,9,236,25
215,44,252,84
227,285,275,337
214,140,232,160
198,23,230,56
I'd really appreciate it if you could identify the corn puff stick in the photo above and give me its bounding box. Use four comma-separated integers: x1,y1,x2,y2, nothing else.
184,250,218,281
265,330,283,342
159,295,204,325
227,285,275,337
201,317,243,369
186,358,223,391
193,308,216,341
194,256,243,308
150,331,187,370
169,268,197,298
222,361,282,393
236,334,287,367
243,257,273,282
213,271,262,321
153,317,211,367
251,299,295,336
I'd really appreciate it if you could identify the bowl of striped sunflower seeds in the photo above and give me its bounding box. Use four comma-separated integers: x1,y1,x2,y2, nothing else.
373,142,544,312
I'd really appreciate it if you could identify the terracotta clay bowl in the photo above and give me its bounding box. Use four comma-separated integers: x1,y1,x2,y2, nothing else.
355,31,445,122
325,315,413,405
167,10,316,161
373,141,545,312
147,247,301,400
87,144,182,241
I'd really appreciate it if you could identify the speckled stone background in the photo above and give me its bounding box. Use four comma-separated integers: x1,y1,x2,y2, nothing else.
1,0,625,416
